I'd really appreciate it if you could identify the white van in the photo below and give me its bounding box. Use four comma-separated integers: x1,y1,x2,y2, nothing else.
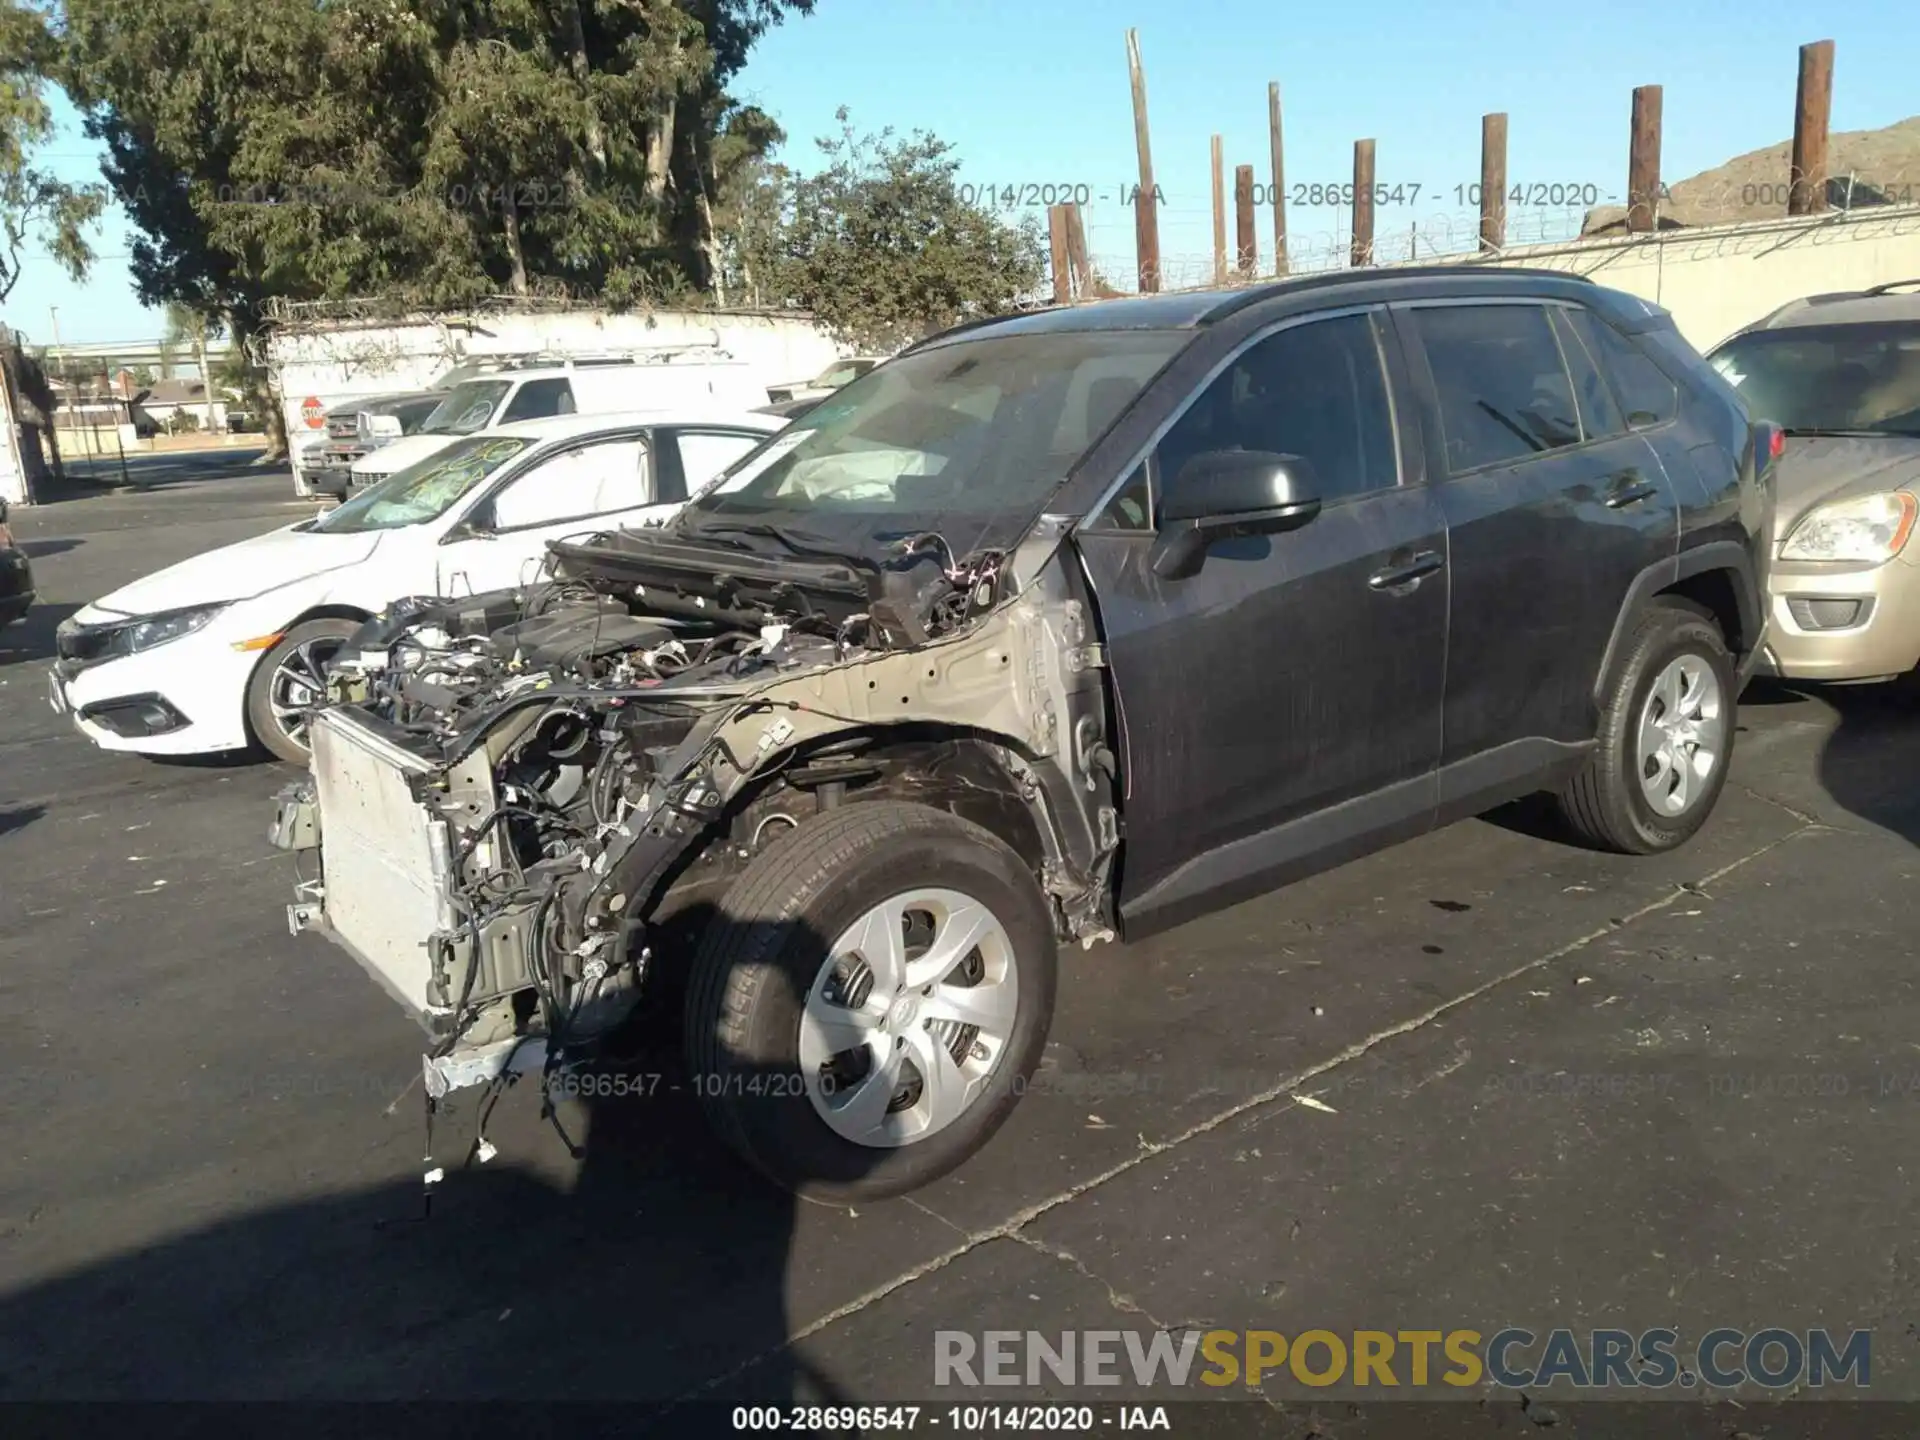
344,353,770,490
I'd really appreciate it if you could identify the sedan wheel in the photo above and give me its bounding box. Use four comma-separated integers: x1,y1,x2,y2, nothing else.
245,618,362,764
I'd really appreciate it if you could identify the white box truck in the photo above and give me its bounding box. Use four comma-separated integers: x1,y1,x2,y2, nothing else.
264,306,844,497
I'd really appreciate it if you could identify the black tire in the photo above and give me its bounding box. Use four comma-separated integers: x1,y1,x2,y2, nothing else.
684,800,1058,1199
1556,600,1736,854
244,617,361,765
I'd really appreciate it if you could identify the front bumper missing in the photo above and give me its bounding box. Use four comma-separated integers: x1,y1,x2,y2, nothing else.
271,720,573,1097
422,1035,549,1100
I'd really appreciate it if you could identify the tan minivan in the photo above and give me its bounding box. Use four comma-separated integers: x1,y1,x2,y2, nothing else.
1710,282,1920,685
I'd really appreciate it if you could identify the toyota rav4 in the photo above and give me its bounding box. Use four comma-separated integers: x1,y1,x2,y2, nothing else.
269,266,1776,1198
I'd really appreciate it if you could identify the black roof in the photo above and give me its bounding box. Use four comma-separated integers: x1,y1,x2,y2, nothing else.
905,265,1598,354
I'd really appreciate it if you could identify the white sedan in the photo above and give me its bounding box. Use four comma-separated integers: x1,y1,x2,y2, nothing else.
49,407,785,763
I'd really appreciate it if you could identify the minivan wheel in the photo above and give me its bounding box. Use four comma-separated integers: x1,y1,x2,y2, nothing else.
244,617,360,765
1556,601,1735,854
684,801,1057,1199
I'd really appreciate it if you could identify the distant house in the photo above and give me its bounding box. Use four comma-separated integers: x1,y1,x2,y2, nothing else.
131,377,228,433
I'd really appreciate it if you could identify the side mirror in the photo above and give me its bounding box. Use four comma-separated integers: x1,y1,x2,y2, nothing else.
0,497,9,525
1151,450,1323,580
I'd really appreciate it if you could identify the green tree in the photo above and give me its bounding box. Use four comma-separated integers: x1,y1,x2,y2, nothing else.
1,1,106,304
707,104,788,306
62,0,817,458
775,109,1046,352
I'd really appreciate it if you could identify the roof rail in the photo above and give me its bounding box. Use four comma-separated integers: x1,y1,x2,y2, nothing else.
899,309,1060,356
1863,278,1920,296
458,343,730,371
1200,263,1594,325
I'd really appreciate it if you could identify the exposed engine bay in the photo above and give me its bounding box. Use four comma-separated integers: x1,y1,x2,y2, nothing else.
269,521,1123,1118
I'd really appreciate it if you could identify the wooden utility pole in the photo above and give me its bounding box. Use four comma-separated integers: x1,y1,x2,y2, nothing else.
1268,82,1288,275
1789,40,1835,215
1627,85,1663,232
1351,139,1376,266
1211,135,1227,284
1063,204,1109,296
1126,29,1161,292
1048,205,1072,304
1479,112,1508,252
1234,165,1257,277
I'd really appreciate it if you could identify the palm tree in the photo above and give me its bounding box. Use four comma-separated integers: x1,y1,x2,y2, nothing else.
162,301,218,432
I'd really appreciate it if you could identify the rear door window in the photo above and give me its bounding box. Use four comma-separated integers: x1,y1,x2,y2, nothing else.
1411,303,1582,473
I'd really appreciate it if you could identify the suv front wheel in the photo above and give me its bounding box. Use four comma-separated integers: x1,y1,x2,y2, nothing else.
684,801,1058,1199
1557,600,1736,854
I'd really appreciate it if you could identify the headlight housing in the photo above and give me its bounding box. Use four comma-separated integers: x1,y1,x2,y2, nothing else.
116,603,229,655
1780,491,1918,564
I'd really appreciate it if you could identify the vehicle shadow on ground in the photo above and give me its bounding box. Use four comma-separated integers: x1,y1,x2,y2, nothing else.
1475,679,1824,850
16,538,82,560
0,603,80,667
0,904,876,1411
146,749,273,771
0,803,46,839
1812,681,1920,846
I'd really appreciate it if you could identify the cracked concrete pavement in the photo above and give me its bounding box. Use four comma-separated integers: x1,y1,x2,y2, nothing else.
2,472,1917,1421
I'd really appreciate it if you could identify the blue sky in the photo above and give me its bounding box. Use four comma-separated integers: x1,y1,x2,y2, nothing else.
8,0,1916,346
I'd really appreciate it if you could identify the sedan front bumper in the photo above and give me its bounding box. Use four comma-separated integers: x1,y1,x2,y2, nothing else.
50,629,257,754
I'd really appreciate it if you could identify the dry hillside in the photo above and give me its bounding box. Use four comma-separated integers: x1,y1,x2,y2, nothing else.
1581,115,1920,233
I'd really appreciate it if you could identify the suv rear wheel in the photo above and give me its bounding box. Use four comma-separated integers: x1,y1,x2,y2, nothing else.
684,801,1057,1199
1557,601,1735,854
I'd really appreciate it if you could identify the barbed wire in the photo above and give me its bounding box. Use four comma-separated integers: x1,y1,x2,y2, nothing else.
261,287,815,331
1063,190,1920,301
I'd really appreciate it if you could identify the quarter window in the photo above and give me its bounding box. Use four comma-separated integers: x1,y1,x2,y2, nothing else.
1562,306,1678,429
1414,303,1582,473
1550,307,1626,440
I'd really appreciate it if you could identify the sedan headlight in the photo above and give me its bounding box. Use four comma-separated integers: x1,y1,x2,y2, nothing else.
1780,491,1918,563
118,603,229,655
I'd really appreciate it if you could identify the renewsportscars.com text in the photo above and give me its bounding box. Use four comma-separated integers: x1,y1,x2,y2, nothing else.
934,1327,1871,1391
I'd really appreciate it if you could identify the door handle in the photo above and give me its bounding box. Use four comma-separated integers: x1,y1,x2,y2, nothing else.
1368,550,1444,590
1605,472,1660,508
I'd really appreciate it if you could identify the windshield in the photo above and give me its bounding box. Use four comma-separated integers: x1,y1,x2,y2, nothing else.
388,395,444,430
1709,322,1920,436
429,361,497,389
312,435,535,533
421,379,512,435
680,329,1185,556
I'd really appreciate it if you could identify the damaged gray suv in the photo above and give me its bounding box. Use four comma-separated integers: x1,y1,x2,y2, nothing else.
270,266,1776,1197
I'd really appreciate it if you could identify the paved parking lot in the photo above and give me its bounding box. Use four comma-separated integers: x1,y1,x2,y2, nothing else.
3,470,1918,1419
